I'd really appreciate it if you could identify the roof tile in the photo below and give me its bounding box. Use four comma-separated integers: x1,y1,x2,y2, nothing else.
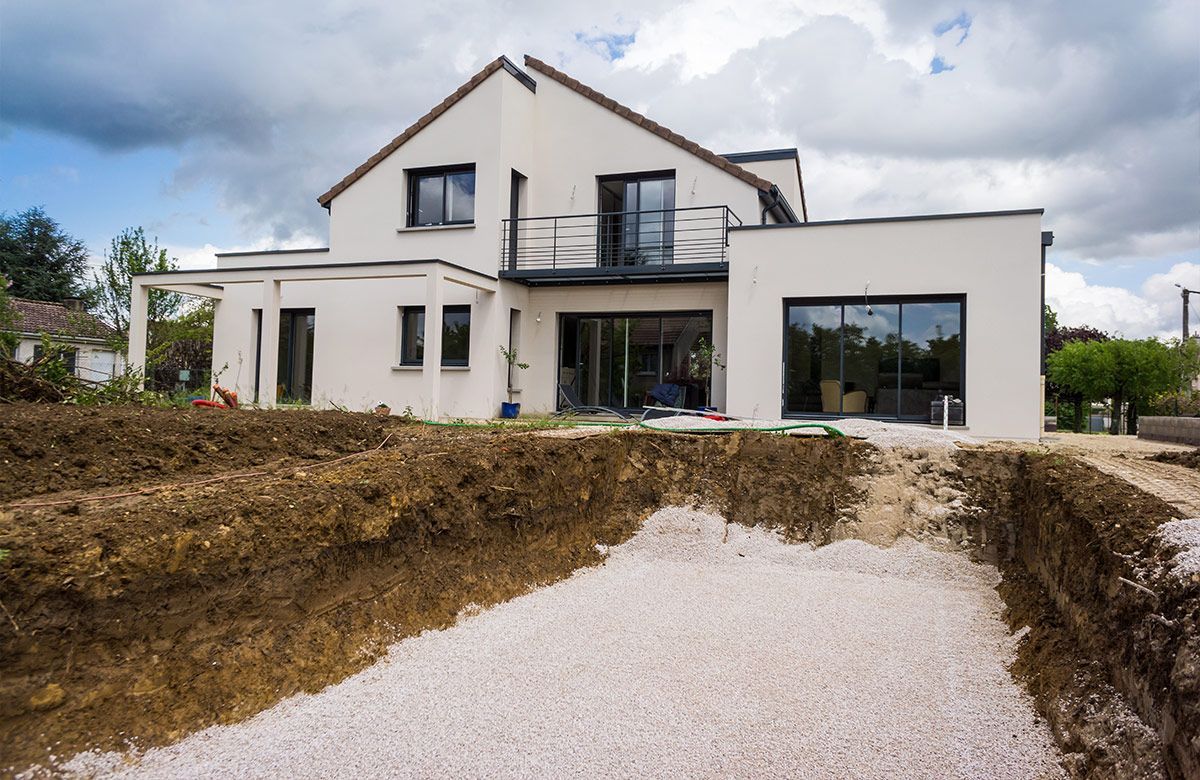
8,298,114,340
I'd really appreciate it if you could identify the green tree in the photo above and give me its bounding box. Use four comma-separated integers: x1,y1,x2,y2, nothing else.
1048,338,1185,435
91,227,182,352
0,207,91,302
0,275,21,357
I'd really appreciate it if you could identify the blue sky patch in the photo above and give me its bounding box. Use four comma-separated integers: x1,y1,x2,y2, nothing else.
934,12,972,45
574,31,635,61
930,56,955,74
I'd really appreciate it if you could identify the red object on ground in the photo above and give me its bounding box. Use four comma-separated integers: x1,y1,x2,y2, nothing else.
191,399,228,409
702,414,732,421
213,385,239,409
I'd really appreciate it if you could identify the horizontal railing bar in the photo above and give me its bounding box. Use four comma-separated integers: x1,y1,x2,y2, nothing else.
502,205,737,223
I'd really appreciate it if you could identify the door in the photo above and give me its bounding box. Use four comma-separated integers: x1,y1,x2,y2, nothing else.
598,172,676,266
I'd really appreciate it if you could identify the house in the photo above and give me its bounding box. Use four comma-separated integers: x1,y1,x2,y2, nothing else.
8,297,125,381
127,55,1049,439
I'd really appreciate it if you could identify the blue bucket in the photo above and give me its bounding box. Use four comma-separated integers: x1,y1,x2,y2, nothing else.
500,401,521,419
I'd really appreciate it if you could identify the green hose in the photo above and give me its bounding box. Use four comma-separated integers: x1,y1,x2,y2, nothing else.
419,417,844,438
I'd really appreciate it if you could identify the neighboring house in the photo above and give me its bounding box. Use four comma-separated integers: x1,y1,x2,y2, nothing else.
128,55,1049,439
8,297,125,381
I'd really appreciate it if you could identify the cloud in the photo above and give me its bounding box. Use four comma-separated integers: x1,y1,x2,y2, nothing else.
1047,261,1200,339
0,0,1195,297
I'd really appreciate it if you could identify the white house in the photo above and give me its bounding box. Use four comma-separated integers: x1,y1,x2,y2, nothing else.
128,55,1050,439
8,297,125,381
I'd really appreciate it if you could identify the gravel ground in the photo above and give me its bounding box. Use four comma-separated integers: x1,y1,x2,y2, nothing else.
1159,518,1200,581
641,415,970,450
61,508,1063,780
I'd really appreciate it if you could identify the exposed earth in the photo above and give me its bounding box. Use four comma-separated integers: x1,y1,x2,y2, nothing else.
0,404,1197,778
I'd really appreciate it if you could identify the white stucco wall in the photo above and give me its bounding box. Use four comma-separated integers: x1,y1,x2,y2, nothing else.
512,282,730,415
211,277,503,418
725,212,1044,439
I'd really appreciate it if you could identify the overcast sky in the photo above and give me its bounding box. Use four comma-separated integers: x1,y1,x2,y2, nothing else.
2,0,1197,338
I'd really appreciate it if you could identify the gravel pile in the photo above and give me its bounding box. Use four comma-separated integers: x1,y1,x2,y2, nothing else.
1159,518,1200,580
642,415,970,449
61,508,1062,780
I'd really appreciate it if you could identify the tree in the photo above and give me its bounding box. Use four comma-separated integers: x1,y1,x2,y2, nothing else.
1043,308,1110,431
91,227,182,352
1048,338,1184,435
0,275,20,358
0,207,91,302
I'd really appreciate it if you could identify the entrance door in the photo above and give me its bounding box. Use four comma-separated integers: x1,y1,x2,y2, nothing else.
255,308,315,404
598,172,676,266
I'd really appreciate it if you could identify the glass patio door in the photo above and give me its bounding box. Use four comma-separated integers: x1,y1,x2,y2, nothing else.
558,312,713,411
598,173,676,266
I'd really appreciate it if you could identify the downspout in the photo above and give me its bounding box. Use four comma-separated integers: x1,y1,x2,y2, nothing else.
760,187,783,225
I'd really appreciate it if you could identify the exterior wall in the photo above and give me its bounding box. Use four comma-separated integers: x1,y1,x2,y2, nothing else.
14,335,124,381
1138,416,1200,446
211,277,502,418
725,213,1044,439
526,77,764,235
734,157,802,213
514,282,729,414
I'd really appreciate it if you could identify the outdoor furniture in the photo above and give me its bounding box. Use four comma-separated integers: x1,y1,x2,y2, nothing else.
552,383,631,419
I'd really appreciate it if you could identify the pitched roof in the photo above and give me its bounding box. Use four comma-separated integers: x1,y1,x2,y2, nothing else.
9,298,114,340
316,56,533,207
522,55,774,193
316,54,776,208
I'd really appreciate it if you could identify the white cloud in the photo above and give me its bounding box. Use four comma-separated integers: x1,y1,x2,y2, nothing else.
1,0,1197,334
1047,261,1200,339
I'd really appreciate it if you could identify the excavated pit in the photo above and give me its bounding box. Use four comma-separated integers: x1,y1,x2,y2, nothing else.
0,404,1196,777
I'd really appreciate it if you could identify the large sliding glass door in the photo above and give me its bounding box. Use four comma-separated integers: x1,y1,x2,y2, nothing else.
559,312,713,411
784,296,963,421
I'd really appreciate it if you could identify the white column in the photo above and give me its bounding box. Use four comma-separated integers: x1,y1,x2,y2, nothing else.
258,278,281,408
128,281,149,388
423,267,444,419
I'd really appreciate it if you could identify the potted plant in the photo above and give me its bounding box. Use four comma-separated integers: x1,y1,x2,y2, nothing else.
498,345,529,418
688,337,726,409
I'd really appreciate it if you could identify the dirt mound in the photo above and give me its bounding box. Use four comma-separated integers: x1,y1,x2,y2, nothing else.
0,403,427,503
1150,448,1200,471
0,423,865,773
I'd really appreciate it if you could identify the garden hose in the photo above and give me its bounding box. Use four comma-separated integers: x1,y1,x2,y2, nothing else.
418,418,844,438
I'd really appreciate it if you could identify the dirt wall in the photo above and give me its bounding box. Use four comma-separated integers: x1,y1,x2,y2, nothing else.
0,428,865,773
958,451,1197,779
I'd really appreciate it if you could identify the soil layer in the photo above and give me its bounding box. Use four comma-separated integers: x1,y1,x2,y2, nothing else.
0,407,865,774
958,451,1198,778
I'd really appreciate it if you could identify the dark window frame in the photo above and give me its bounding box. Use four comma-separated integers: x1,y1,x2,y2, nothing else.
406,164,476,227
556,308,714,413
780,294,967,424
400,304,472,367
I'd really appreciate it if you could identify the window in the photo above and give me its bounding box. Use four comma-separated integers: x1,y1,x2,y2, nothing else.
32,343,78,375
558,312,713,411
407,165,476,227
597,171,676,266
253,308,315,404
400,305,472,366
783,296,964,421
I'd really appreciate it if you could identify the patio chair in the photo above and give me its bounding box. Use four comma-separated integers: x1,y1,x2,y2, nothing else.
553,383,631,420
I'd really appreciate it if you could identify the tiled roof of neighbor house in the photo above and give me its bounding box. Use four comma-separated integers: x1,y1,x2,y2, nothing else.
522,56,775,193
9,298,115,340
316,54,776,208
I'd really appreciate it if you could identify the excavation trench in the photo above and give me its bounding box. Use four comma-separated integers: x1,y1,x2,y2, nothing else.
0,416,1195,778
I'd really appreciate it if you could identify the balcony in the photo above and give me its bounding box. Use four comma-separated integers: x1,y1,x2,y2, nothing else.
499,205,741,285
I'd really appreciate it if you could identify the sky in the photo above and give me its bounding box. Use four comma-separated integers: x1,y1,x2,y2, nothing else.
1,0,1197,339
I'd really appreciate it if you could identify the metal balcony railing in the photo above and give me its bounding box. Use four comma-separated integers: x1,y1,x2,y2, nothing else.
499,205,742,274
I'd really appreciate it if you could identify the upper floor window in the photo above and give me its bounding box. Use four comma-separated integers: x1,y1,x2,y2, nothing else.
408,165,475,227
